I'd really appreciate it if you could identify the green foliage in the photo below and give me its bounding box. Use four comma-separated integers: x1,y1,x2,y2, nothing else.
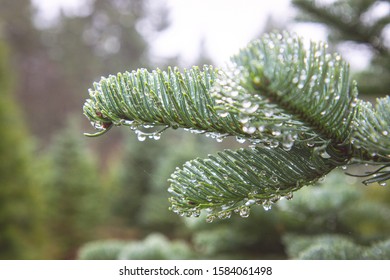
118,233,193,260
278,172,390,242
78,233,194,260
77,240,127,260
83,31,390,222
366,239,390,260
352,97,390,179
41,119,105,259
169,143,336,221
292,0,390,97
283,234,364,259
283,234,390,260
0,40,43,259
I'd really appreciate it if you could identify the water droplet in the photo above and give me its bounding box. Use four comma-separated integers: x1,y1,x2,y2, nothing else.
152,133,161,140
218,211,232,219
264,110,274,117
341,165,347,170
239,115,250,124
220,112,229,118
270,195,280,203
284,192,293,200
239,206,250,218
379,181,387,187
243,100,252,108
282,142,293,151
230,91,239,97
262,201,272,211
246,104,259,114
236,137,246,143
216,136,225,142
243,126,256,134
206,215,215,223
383,131,388,136
306,141,315,147
245,199,256,206
271,130,281,136
192,210,201,217
269,140,279,148
137,133,146,142
320,151,331,159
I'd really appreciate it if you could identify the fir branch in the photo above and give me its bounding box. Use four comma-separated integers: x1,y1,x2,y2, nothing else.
349,96,390,185
83,31,390,221
353,97,390,158
168,143,341,222
212,31,358,147
83,66,247,141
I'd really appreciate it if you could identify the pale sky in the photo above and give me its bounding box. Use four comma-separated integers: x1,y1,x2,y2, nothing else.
148,0,297,65
32,0,371,69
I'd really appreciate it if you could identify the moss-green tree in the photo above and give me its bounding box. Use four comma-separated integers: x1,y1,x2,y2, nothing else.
0,40,43,259
42,119,105,259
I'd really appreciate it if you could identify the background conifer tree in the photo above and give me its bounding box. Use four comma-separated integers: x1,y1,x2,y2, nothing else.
41,119,105,259
0,40,43,259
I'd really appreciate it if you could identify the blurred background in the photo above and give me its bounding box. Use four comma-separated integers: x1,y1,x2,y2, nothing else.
1,0,390,259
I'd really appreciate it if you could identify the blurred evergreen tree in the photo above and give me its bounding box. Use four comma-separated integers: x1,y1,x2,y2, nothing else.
78,233,194,260
278,172,390,242
0,39,43,259
293,0,390,96
279,172,390,259
41,118,105,259
283,234,390,259
0,0,70,139
0,0,171,142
